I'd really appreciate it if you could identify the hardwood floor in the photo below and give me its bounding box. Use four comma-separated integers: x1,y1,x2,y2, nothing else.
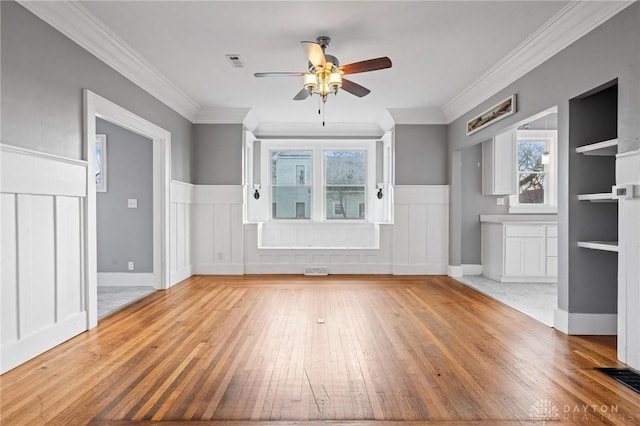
1,275,639,424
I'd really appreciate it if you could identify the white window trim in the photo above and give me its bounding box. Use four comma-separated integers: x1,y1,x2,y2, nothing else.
261,139,376,223
509,129,558,213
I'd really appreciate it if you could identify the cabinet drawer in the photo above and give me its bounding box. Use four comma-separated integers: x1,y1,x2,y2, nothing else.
505,225,544,237
547,237,558,257
547,226,558,237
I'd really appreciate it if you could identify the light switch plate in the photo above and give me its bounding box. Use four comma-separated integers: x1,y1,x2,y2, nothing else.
127,198,138,208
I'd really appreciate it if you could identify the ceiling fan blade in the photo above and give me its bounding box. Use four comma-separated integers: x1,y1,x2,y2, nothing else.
301,41,326,68
340,57,392,75
254,72,304,77
341,78,371,97
293,88,310,101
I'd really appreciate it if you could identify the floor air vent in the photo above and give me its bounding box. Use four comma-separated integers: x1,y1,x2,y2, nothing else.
596,368,640,394
304,266,328,276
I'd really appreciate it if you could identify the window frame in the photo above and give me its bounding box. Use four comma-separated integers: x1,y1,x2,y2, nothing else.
509,129,558,213
323,149,368,221
270,149,313,221
262,139,376,223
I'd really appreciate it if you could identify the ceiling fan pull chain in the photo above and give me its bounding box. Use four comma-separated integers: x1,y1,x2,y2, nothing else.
322,102,325,127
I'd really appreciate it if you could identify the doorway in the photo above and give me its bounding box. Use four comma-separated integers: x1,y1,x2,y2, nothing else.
95,118,155,318
84,90,171,328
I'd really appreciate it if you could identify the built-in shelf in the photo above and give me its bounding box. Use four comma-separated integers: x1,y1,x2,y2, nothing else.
578,241,619,252
575,138,618,156
577,192,617,202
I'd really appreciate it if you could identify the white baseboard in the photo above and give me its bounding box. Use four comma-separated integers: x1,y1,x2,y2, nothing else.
193,264,245,275
1,312,86,373
244,263,392,275
462,264,482,275
554,309,617,335
447,265,463,278
97,272,156,287
170,266,194,287
392,264,448,275
501,276,557,283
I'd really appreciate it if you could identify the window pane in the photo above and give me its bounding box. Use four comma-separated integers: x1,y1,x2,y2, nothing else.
519,173,545,204
326,186,365,220
518,141,545,172
272,151,312,185
325,151,366,185
272,186,311,219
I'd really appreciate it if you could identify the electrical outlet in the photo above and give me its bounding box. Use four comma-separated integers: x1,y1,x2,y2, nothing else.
317,318,325,324
128,261,134,271
496,197,505,206
127,198,138,209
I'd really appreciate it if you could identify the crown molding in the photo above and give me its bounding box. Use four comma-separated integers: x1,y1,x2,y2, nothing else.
18,0,200,122
193,107,251,124
442,0,636,123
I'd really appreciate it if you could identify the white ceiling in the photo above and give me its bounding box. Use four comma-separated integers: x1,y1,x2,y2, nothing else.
74,0,575,129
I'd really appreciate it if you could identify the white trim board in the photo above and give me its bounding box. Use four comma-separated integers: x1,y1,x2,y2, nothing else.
18,0,633,127
84,90,171,329
554,309,617,335
1,144,87,197
441,0,635,122
244,263,392,275
18,0,199,121
462,264,483,276
1,313,87,373
97,273,156,287
447,265,464,278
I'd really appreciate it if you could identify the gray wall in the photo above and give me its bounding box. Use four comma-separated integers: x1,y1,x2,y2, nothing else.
193,124,243,185
448,3,640,314
96,118,153,273
395,125,448,185
1,1,194,182
460,143,508,264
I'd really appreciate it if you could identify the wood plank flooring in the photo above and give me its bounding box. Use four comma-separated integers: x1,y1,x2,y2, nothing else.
1,275,639,424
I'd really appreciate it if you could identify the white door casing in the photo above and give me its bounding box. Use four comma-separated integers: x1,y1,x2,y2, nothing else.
83,90,171,328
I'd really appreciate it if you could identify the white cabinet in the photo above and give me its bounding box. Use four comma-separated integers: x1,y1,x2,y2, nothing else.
481,218,557,282
482,130,516,195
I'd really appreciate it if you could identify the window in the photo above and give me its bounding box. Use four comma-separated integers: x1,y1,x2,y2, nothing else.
325,150,366,220
255,140,379,223
509,129,557,213
271,150,311,219
517,139,547,204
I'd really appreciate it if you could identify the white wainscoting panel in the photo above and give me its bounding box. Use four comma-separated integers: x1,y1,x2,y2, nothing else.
244,224,393,274
173,183,449,278
170,181,194,285
1,144,87,373
191,185,244,275
392,186,449,274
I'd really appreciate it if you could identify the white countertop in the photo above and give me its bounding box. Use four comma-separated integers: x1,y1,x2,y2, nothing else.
480,214,558,224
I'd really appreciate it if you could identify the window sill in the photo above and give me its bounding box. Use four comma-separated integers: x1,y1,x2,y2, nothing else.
257,221,380,250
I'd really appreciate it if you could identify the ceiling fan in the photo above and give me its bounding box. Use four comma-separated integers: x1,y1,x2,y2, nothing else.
254,36,392,103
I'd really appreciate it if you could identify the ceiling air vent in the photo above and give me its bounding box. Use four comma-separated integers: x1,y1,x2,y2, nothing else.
225,54,244,68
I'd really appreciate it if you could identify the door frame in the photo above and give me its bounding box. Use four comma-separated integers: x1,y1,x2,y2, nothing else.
83,90,171,328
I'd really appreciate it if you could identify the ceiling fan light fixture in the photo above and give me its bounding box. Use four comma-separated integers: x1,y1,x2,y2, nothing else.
328,72,342,91
303,73,318,91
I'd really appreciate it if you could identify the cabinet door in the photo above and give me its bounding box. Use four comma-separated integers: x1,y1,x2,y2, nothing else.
523,237,546,276
504,237,524,276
